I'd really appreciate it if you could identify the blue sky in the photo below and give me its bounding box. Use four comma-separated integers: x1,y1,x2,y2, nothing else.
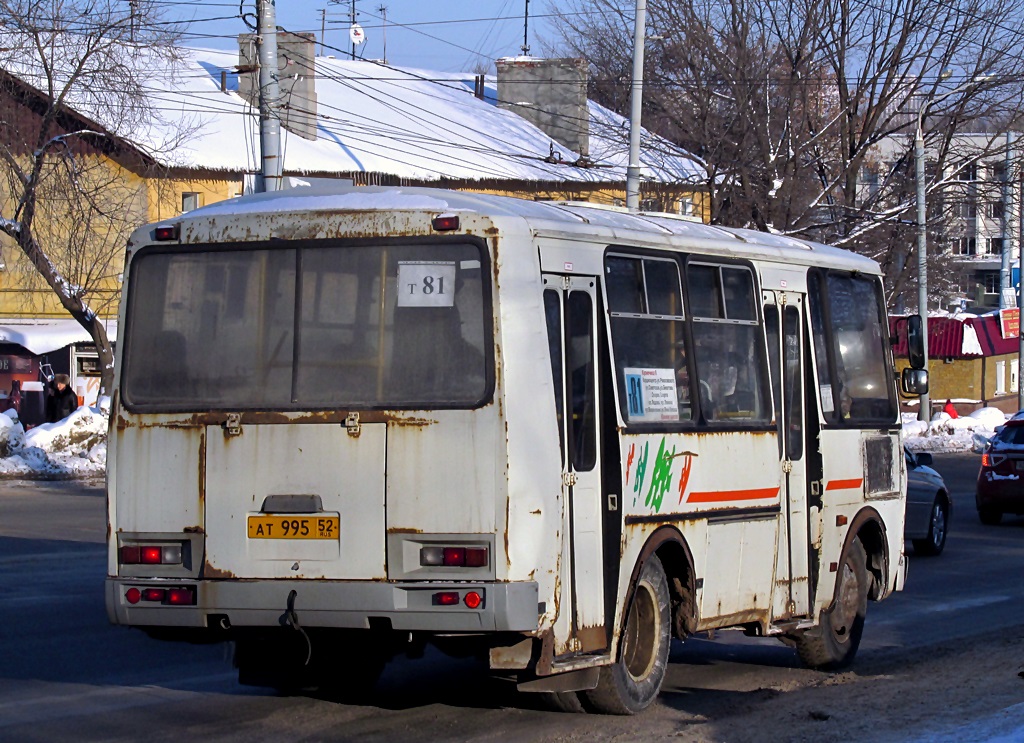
174,1,560,72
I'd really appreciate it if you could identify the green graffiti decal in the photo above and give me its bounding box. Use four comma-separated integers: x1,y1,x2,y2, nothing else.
632,441,650,504
646,437,676,512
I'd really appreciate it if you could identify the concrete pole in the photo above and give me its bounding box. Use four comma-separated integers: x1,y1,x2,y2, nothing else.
1018,141,1024,411
625,0,646,212
916,124,931,422
256,0,282,193
1001,131,1016,308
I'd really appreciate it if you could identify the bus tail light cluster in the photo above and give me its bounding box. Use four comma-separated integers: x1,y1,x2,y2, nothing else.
120,544,183,565
432,590,483,609
419,545,488,568
124,586,195,605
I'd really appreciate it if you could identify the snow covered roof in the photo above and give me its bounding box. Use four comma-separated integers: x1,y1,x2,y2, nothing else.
0,319,117,355
4,43,705,186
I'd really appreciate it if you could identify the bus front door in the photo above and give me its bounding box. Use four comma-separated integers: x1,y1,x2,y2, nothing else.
765,292,813,619
543,274,606,654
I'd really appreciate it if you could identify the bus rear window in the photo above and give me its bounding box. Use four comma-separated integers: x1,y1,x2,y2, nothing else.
122,241,490,410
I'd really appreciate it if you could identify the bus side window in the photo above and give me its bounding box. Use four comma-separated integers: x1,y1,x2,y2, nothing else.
687,263,769,424
606,253,690,426
544,289,566,462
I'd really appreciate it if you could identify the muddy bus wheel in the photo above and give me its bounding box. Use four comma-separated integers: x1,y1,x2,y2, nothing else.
794,537,868,670
584,555,671,715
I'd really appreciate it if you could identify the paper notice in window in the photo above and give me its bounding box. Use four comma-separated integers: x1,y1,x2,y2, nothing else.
624,368,680,422
397,261,457,307
820,384,834,413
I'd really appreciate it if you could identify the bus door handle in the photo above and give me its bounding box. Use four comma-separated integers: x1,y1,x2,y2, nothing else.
562,472,578,487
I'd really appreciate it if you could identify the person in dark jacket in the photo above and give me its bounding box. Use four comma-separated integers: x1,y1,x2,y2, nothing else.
46,374,78,423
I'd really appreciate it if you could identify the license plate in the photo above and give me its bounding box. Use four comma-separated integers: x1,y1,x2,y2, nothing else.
247,515,339,540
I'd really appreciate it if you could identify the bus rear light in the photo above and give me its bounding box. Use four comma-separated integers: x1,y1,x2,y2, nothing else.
166,588,196,605
120,544,183,565
419,545,488,568
433,592,460,606
154,224,180,241
464,591,483,609
431,214,460,231
124,586,194,605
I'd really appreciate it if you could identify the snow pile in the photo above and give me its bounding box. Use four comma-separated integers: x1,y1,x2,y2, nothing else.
0,406,107,478
902,407,1008,453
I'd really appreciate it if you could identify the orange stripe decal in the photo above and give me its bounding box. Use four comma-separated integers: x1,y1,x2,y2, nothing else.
826,478,863,491
688,487,780,503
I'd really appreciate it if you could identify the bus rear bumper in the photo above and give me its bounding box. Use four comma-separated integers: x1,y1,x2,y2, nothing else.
106,577,540,633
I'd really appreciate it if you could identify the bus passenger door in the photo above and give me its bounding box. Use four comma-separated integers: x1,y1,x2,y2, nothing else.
765,292,812,619
543,274,606,654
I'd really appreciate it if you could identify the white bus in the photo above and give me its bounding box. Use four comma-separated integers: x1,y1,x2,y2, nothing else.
107,186,927,714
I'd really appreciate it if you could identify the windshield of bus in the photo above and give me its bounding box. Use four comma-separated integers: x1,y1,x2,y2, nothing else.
809,271,896,423
121,241,490,410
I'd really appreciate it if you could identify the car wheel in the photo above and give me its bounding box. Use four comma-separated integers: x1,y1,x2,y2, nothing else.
978,508,1003,525
583,555,671,715
912,496,948,556
793,537,868,670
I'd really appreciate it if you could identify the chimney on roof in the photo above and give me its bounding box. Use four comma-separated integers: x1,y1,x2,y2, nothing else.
238,30,318,141
496,57,589,159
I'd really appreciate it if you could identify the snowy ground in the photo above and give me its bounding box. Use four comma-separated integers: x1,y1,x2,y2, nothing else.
901,405,1009,454
0,405,106,478
0,402,1004,479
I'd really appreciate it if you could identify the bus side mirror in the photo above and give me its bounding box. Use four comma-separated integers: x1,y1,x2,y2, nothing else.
906,315,925,369
901,368,929,396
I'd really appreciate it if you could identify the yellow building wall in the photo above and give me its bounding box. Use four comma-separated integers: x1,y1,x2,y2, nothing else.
896,353,1019,413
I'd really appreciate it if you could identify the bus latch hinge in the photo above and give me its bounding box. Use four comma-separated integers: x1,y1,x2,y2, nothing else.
223,413,242,437
782,459,793,474
345,412,361,438
562,471,577,487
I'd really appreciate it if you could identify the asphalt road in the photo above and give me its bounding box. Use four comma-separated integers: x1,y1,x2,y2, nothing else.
0,453,1021,742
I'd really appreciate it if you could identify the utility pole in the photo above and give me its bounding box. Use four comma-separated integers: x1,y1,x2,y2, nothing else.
521,0,530,55
378,5,388,64
350,0,356,60
1001,131,1016,309
256,0,282,192
625,0,647,211
320,8,326,56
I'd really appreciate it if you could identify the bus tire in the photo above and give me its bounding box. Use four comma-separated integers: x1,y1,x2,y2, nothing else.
795,537,868,670
584,555,671,715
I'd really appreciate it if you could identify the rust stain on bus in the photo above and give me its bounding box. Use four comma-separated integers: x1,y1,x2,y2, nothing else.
117,410,438,428
577,625,607,652
701,608,769,630
387,527,422,534
198,428,206,504
202,562,236,580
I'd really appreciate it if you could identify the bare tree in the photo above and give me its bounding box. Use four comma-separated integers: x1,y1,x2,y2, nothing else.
547,0,1024,309
0,0,188,397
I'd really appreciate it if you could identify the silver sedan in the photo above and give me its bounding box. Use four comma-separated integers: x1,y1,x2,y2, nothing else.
905,448,951,556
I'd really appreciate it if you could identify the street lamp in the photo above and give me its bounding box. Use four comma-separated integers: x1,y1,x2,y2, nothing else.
914,73,990,422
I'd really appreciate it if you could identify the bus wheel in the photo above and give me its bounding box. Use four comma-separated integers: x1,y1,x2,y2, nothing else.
794,537,868,670
584,555,671,715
